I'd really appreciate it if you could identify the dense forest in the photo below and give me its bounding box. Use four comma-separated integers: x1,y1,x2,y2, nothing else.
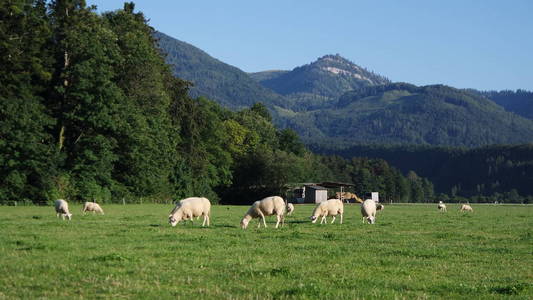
280,83,533,147
311,143,533,203
1,0,435,205
478,89,533,120
154,31,287,111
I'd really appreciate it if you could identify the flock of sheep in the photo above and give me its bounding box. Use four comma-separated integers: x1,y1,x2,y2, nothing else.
54,196,472,228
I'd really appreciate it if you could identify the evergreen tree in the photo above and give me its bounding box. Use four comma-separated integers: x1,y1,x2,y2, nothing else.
0,0,57,203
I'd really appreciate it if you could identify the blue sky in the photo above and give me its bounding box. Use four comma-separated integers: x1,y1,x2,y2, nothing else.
89,0,533,91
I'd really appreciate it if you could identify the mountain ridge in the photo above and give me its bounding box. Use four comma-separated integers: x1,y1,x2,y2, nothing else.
257,54,390,100
154,31,288,110
155,31,533,148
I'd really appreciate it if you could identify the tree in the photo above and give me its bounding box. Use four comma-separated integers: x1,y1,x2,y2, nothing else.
104,3,179,199
0,0,57,203
48,0,126,201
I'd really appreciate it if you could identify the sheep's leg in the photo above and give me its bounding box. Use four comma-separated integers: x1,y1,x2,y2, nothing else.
275,215,280,228
256,211,267,228
340,213,343,224
202,214,207,227
331,215,336,224
321,215,326,224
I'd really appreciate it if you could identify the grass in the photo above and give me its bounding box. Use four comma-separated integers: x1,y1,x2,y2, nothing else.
0,203,531,299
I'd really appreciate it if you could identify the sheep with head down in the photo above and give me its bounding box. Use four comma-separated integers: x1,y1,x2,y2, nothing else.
168,197,211,227
361,199,377,224
460,204,473,212
287,203,295,216
83,202,104,215
310,199,344,224
55,199,72,220
241,196,285,229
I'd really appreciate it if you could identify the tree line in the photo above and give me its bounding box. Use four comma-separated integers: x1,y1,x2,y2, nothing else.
310,143,533,203
1,1,434,205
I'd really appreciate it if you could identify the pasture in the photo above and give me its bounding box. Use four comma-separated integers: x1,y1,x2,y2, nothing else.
0,203,531,299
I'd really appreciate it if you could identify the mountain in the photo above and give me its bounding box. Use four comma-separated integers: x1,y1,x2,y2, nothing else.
249,70,288,82
156,32,533,148
255,54,390,105
281,83,533,147
476,90,533,120
154,31,287,110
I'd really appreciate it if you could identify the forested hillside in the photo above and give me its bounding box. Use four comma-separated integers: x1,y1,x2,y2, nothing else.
258,54,389,98
249,70,288,82
254,54,390,111
281,83,533,147
311,143,533,203
479,90,533,120
154,31,288,111
0,0,430,204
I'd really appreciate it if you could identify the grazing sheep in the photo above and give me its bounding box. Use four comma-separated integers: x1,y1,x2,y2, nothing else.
168,197,211,227
361,199,377,224
310,199,344,224
376,204,385,211
82,202,104,215
241,196,285,229
335,192,363,203
55,199,72,220
287,203,295,216
460,204,473,212
437,201,447,212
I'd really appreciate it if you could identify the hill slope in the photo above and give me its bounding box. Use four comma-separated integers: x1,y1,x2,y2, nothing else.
256,54,389,102
282,83,533,147
477,90,533,120
154,31,287,110
156,32,533,147
249,70,288,82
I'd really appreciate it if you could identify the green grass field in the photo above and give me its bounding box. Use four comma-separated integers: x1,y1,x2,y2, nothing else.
0,203,531,299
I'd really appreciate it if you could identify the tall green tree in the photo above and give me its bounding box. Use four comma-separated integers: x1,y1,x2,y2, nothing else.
0,0,57,202
48,0,126,201
104,3,179,199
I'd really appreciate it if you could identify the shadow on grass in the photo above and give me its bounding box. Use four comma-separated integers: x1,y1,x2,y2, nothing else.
285,220,308,224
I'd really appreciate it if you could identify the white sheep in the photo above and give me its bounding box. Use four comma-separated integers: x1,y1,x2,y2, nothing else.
437,201,447,212
82,202,104,215
287,203,295,215
55,199,72,220
241,196,285,229
168,197,211,227
361,199,377,224
460,204,473,212
310,199,344,224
